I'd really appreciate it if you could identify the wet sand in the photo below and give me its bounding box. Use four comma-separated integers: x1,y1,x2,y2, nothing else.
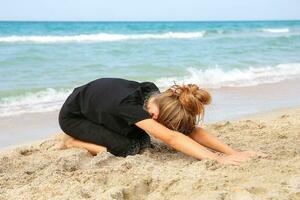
0,106,299,200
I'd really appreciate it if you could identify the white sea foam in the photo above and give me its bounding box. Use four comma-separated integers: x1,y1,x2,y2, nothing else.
0,29,294,44
0,88,72,116
1,63,300,116
262,28,290,33
155,63,300,90
0,32,205,43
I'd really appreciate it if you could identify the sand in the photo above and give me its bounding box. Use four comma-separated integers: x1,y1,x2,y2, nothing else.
0,107,299,200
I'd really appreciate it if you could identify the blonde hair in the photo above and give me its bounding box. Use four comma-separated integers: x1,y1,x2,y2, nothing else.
153,83,211,135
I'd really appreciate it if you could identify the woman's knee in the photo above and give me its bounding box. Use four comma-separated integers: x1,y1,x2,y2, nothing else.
58,109,82,139
58,108,69,133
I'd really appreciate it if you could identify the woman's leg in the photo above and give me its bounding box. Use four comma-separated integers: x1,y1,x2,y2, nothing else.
64,136,107,156
59,112,141,157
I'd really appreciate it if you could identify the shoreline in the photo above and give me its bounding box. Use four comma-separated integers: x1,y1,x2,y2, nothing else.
2,76,300,119
0,105,300,153
238,105,300,121
2,78,300,149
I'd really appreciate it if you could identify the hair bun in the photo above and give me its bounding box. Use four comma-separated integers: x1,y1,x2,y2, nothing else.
168,83,211,115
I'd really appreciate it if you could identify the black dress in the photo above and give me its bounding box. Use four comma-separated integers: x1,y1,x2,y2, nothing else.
58,78,160,157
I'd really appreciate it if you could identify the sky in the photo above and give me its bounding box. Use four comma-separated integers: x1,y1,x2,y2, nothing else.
0,0,299,21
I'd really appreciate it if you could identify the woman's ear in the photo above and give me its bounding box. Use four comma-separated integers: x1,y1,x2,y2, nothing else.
151,104,159,120
152,112,159,120
147,97,159,120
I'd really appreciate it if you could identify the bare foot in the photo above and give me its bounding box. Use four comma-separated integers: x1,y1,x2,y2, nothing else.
59,133,75,149
64,137,76,148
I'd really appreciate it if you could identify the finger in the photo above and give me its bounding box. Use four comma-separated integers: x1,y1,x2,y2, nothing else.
238,157,251,161
232,153,251,158
229,160,241,166
257,152,269,158
229,157,244,162
233,158,248,162
246,151,268,157
230,156,249,162
243,151,256,157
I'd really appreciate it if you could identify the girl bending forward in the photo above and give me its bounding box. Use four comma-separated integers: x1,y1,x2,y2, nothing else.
59,78,265,165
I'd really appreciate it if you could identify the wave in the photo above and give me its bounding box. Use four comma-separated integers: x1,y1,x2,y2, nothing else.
0,88,72,116
0,28,295,44
0,32,205,43
1,63,300,116
156,63,300,90
261,28,290,33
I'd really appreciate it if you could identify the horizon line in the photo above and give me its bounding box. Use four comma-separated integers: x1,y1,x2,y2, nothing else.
0,19,300,23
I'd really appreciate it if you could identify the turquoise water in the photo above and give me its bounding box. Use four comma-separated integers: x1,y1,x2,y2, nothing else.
0,21,300,115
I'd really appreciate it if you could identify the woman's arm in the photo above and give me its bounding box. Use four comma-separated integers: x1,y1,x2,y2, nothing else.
135,119,220,160
189,127,237,155
190,127,269,159
136,119,249,165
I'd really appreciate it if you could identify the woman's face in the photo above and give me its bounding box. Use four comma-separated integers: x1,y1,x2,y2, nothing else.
146,96,159,120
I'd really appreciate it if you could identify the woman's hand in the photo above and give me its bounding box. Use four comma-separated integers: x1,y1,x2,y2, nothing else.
216,150,269,166
230,150,269,159
216,154,249,166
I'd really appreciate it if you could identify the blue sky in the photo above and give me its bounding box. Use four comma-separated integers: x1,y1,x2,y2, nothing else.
0,0,299,21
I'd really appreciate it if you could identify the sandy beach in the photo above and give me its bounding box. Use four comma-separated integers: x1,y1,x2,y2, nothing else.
0,106,299,200
1,4,300,200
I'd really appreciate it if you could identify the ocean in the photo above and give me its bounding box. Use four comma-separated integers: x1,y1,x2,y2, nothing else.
1,21,300,117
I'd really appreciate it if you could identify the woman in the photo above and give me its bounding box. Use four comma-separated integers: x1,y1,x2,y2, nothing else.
59,77,265,165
